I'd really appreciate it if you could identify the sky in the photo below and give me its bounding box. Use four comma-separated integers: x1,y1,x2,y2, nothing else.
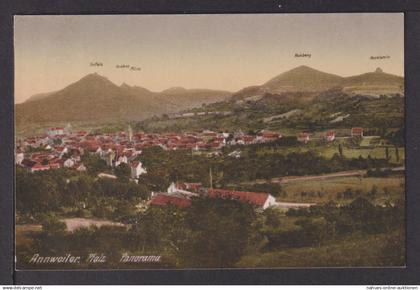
14,13,404,103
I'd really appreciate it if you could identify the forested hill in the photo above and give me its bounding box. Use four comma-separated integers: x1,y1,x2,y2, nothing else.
137,88,404,134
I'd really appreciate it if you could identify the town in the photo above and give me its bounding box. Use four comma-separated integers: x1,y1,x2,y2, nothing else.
15,124,373,212
16,125,367,174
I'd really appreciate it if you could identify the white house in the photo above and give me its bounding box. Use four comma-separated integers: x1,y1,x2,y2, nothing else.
262,194,277,210
47,127,65,136
167,182,198,197
115,155,128,167
130,161,147,179
63,158,75,168
15,151,24,165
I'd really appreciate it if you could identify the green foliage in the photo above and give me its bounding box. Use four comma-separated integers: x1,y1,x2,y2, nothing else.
82,154,108,175
16,165,149,221
182,197,256,267
39,213,67,234
114,163,131,181
233,183,282,197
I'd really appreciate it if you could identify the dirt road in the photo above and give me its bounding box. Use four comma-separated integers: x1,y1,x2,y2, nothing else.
248,166,404,185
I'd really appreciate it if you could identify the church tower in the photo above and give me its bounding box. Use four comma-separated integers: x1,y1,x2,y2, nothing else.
128,124,133,143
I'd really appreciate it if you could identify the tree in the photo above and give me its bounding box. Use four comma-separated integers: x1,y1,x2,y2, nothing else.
385,147,390,161
115,163,131,181
338,144,343,158
182,197,256,267
83,154,107,175
40,213,67,234
395,146,400,163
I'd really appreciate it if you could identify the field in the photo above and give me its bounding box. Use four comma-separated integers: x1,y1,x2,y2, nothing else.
279,175,405,204
254,142,405,165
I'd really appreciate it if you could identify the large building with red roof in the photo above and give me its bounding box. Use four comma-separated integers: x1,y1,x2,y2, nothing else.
207,188,276,210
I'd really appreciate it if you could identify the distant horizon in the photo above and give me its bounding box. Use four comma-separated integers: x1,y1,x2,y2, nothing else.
14,14,404,103
15,64,404,104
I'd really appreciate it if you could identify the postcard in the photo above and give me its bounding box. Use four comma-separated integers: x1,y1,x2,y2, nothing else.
14,13,405,270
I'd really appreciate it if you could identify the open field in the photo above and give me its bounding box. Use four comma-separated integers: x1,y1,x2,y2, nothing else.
319,145,404,163
61,218,125,232
279,175,405,204
255,142,405,165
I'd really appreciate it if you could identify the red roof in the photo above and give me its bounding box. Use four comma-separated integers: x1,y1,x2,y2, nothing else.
326,131,335,136
351,127,364,133
150,194,191,208
207,189,269,207
31,163,50,170
176,182,202,191
49,163,61,169
261,131,280,138
131,161,141,168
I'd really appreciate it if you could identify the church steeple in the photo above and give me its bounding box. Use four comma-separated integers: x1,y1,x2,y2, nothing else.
128,124,133,142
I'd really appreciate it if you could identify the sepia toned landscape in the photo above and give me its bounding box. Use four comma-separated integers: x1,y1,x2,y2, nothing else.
15,14,405,269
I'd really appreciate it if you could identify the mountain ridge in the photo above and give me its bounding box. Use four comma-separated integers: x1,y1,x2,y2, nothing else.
16,66,404,129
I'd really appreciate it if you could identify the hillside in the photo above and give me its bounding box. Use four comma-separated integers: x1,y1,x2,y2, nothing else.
342,68,404,96
16,66,403,131
232,66,404,100
262,65,344,93
137,66,403,133
15,73,231,128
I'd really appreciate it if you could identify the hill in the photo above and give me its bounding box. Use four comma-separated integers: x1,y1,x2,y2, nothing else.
137,66,404,134
16,66,403,132
262,65,344,93
342,68,404,96
232,66,403,100
15,73,231,128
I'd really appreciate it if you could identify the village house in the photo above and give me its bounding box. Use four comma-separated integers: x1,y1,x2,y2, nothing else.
172,182,202,191
325,130,336,142
130,161,147,179
63,158,75,168
47,127,65,137
15,149,24,165
297,132,310,143
351,127,364,138
257,130,282,143
30,163,50,173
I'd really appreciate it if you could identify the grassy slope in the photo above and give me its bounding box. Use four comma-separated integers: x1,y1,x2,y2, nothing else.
280,175,404,204
236,230,405,268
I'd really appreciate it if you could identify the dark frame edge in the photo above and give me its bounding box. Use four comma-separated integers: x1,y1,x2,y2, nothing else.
0,0,419,285
404,11,420,280
0,3,15,286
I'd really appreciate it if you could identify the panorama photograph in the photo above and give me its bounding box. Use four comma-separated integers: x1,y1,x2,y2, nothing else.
14,13,405,269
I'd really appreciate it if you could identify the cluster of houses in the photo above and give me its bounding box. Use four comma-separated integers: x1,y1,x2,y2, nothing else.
149,181,277,211
297,127,364,143
15,124,366,177
14,125,283,176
